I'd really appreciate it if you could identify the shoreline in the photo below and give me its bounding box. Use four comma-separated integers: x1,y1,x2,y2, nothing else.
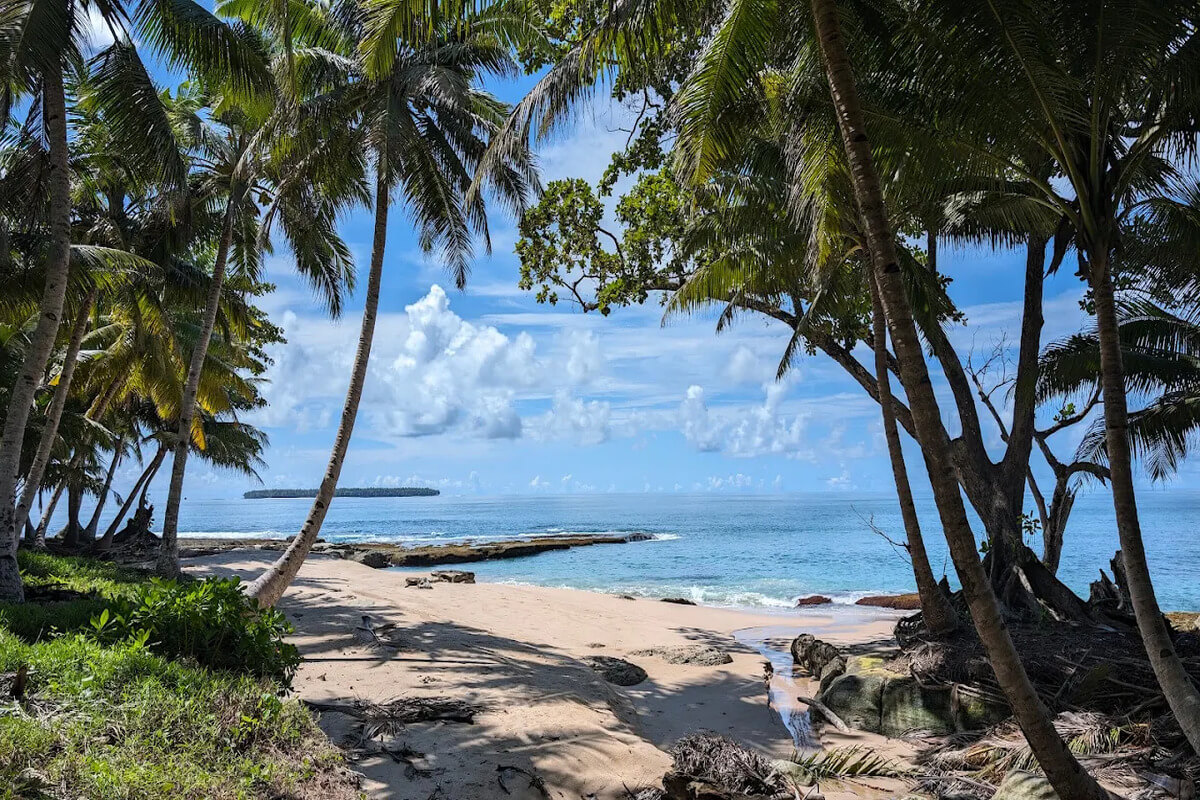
175,533,925,614
187,550,910,800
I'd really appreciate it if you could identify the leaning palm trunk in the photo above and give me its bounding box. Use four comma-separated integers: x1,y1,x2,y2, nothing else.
247,172,389,608
1091,253,1200,753
809,2,1106,798
14,287,97,534
96,446,164,551
0,71,73,601
32,481,65,550
156,197,239,577
85,448,121,540
869,275,957,635
97,443,166,551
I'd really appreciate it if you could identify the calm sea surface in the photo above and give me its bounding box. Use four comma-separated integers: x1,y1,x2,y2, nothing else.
119,490,1200,612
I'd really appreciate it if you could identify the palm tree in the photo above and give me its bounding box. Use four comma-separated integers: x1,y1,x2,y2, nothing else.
0,0,271,601
903,0,1200,754
244,4,537,607
806,3,1105,797
153,71,361,577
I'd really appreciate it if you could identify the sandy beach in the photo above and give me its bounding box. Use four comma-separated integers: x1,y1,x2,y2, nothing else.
189,551,911,800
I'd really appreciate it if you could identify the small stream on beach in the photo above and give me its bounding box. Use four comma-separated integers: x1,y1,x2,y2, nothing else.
733,626,818,750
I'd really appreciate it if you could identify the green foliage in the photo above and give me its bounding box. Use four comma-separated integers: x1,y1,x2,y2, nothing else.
786,745,910,784
90,577,300,685
0,629,350,799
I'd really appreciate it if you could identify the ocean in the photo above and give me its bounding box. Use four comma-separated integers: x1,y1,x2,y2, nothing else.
138,489,1200,612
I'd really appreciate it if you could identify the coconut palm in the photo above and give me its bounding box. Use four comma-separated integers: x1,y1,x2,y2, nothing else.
243,3,538,607
897,0,1200,754
0,0,272,601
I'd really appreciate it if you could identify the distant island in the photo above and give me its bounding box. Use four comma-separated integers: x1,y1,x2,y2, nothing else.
243,487,440,499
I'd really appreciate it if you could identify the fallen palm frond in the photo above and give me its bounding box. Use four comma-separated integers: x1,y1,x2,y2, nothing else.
923,712,1148,783
786,745,911,784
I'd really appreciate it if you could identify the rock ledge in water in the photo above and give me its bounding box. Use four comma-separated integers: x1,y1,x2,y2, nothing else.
795,595,833,607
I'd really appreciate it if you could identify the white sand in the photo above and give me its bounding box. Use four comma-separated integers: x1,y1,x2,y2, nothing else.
190,552,911,800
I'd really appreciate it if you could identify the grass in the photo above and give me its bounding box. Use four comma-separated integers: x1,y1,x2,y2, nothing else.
0,551,360,800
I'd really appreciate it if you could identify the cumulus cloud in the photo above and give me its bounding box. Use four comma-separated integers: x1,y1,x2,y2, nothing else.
530,391,612,445
677,382,810,458
254,285,560,441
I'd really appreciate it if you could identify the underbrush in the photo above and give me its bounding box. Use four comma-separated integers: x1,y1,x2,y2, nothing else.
0,552,358,800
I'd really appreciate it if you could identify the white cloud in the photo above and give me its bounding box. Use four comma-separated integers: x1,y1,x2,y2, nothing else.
677,381,811,458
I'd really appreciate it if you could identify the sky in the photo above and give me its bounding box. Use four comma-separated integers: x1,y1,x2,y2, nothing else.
93,36,1198,502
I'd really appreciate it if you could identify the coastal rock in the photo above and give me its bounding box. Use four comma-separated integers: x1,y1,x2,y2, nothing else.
790,634,847,685
855,593,922,610
430,570,475,584
661,597,697,606
405,577,433,589
795,595,832,607
812,654,1006,736
582,655,647,686
351,550,392,569
633,645,732,666
769,759,816,787
992,771,1059,800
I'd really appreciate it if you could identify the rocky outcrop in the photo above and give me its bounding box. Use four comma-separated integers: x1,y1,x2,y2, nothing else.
795,595,832,607
583,655,647,686
430,570,475,583
177,531,655,567
633,645,732,666
350,550,391,569
790,635,1009,737
660,597,697,605
790,634,847,685
855,593,922,610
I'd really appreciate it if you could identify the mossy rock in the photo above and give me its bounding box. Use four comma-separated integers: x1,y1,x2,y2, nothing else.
816,656,892,733
951,686,1010,731
881,678,955,736
993,771,1059,800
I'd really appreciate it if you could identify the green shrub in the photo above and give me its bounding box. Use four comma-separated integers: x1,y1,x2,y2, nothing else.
90,577,300,686
0,629,357,799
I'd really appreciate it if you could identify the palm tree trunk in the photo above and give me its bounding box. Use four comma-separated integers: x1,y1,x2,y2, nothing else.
85,448,121,540
14,287,97,534
808,2,1106,798
247,169,390,608
33,481,65,551
869,274,957,635
0,70,73,601
97,445,165,551
63,477,83,549
156,196,239,577
1092,252,1200,752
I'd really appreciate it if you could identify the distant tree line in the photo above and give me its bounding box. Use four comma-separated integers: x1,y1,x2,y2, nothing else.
243,488,439,499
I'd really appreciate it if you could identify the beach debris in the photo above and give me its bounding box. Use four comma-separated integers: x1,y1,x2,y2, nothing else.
305,696,478,737
795,595,833,607
353,615,407,651
430,570,475,583
632,645,733,666
796,694,850,733
661,597,697,606
582,655,648,686
665,732,789,798
496,764,551,798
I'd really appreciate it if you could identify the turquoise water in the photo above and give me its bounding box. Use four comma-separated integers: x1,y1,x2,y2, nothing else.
139,490,1200,612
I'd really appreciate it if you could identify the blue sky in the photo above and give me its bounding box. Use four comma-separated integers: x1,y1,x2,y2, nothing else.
91,29,1196,502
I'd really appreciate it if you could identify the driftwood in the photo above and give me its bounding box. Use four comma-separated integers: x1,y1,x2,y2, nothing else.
797,694,850,733
305,696,478,738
